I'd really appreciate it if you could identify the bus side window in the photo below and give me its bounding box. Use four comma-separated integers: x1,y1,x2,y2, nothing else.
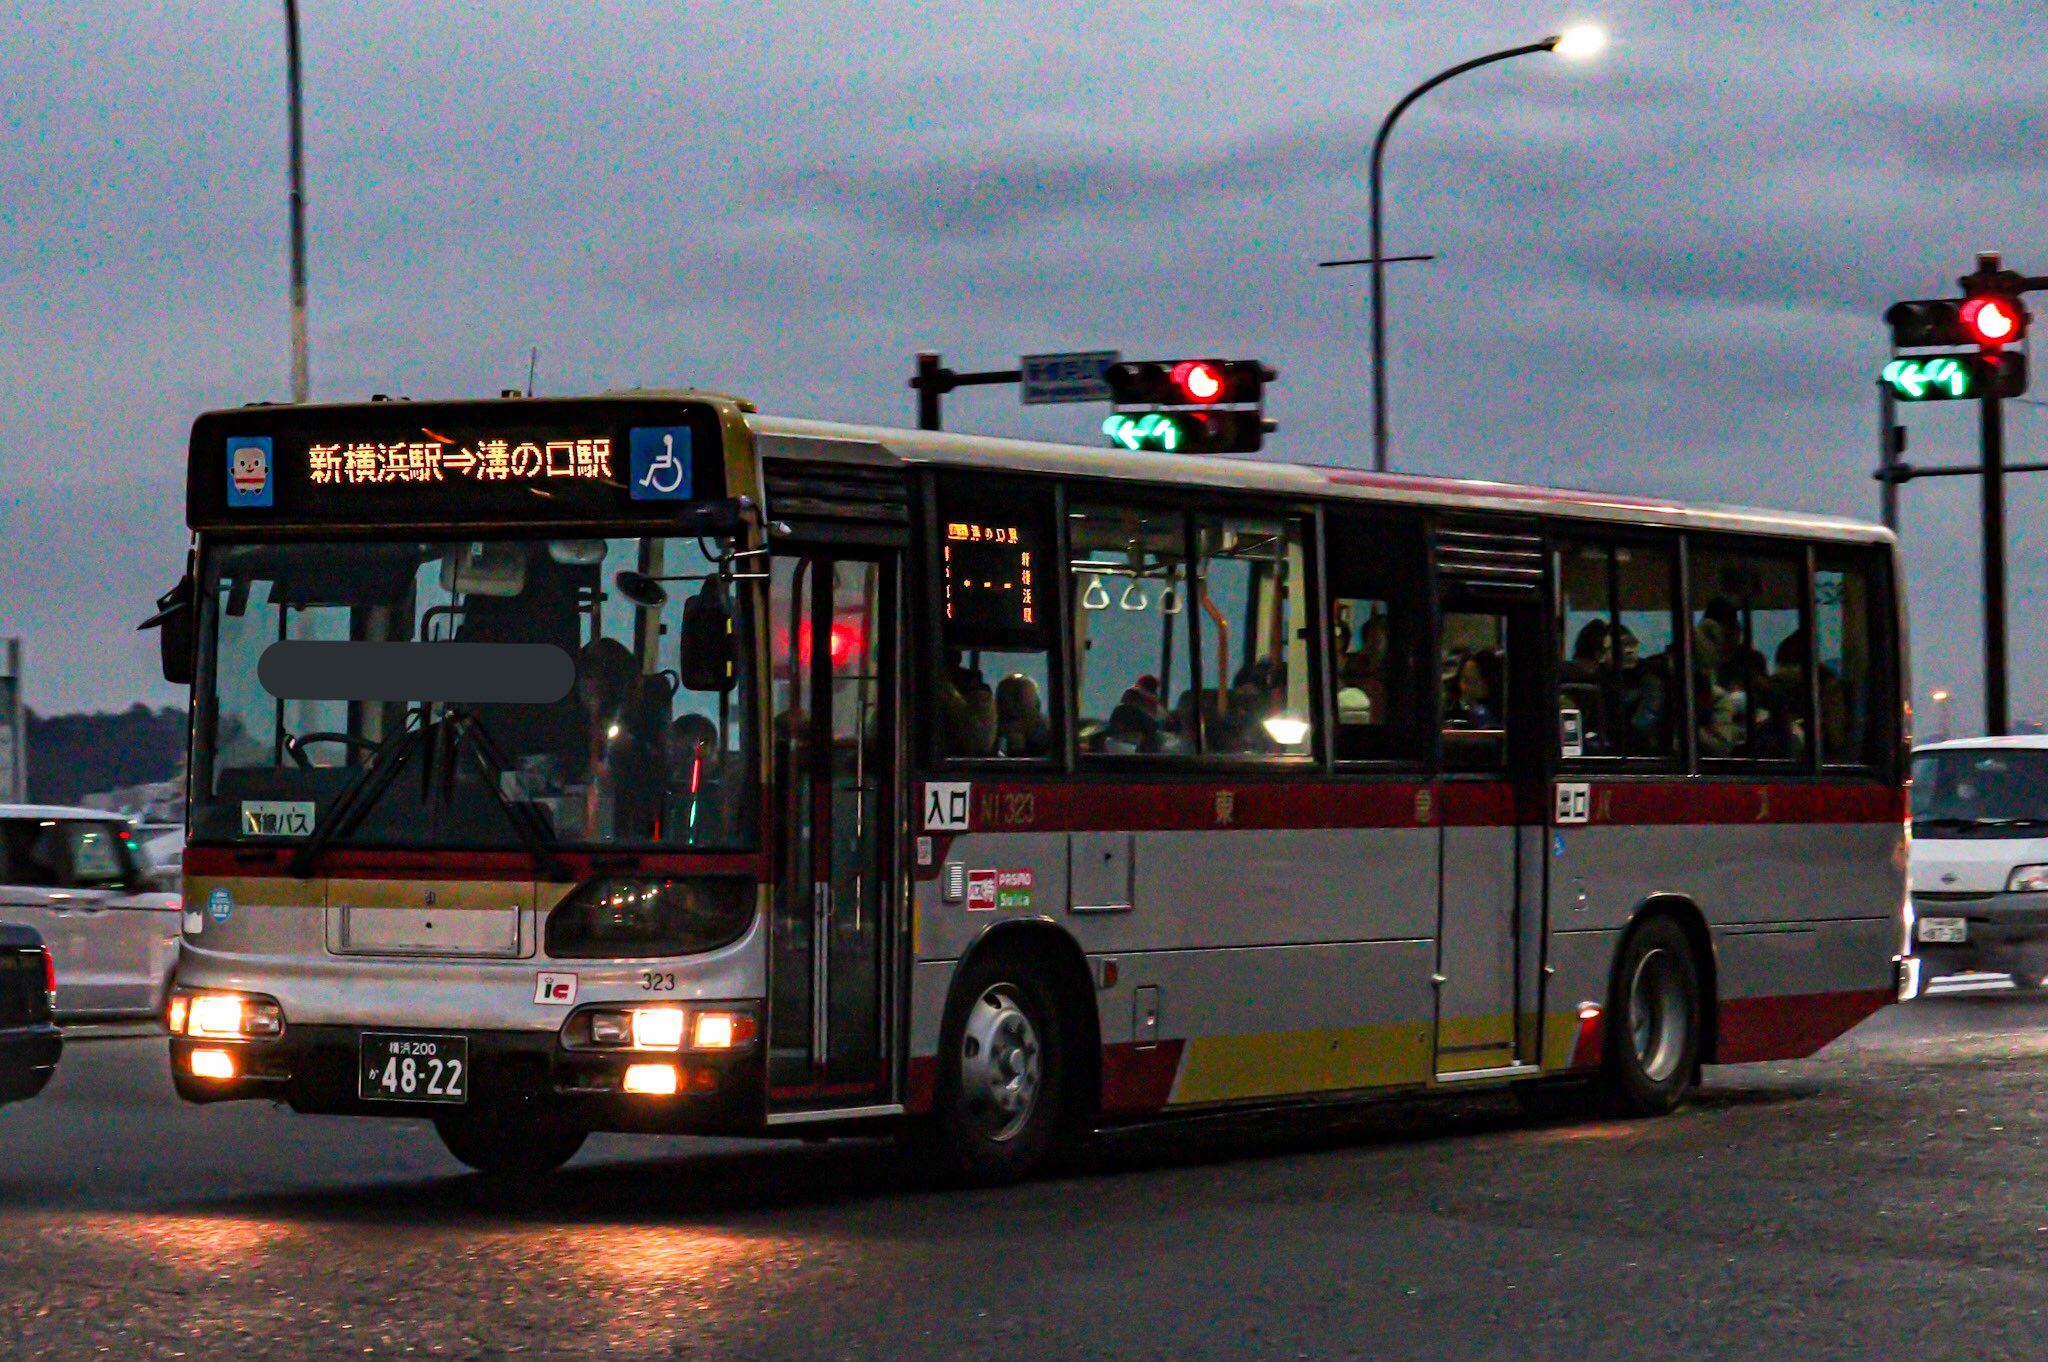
933,475,1060,763
1326,512,1426,763
1555,539,1678,762
1069,503,1192,759
1815,553,1878,767
1189,514,1312,758
1689,543,1810,764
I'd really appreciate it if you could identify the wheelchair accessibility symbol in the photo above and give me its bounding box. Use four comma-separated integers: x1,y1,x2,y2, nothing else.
628,427,693,501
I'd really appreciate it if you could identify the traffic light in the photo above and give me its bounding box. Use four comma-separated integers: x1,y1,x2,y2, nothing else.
1885,300,1964,350
1960,294,2027,348
1103,358,1275,453
1105,359,1271,408
1882,353,2028,403
1102,410,1271,454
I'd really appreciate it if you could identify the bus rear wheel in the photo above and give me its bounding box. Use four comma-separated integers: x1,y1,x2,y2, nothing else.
434,1105,587,1178
927,949,1067,1185
1601,915,1701,1117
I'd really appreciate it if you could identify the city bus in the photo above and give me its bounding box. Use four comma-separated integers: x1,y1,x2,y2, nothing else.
152,389,1913,1181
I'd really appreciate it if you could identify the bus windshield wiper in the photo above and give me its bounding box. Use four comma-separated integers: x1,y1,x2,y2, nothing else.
288,716,427,878
288,708,566,881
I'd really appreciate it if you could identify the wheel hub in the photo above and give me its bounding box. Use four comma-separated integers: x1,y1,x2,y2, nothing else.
1628,946,1691,1083
959,985,1041,1142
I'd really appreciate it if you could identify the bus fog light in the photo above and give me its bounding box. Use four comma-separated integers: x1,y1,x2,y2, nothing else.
189,1048,237,1080
623,1063,679,1095
630,1007,686,1050
691,1010,756,1050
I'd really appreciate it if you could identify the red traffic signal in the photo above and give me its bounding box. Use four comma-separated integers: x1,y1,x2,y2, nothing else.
1961,295,2026,348
1169,360,1226,404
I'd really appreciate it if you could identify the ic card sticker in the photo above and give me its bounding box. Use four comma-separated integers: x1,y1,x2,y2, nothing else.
995,869,1034,910
965,869,998,911
533,972,578,1005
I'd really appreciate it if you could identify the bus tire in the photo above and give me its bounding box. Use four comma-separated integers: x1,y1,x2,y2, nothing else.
434,1105,587,1178
1600,915,1701,1117
930,947,1066,1185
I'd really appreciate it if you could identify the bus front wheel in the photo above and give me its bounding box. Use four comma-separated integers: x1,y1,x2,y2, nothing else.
927,948,1067,1185
434,1105,587,1178
1601,915,1701,1117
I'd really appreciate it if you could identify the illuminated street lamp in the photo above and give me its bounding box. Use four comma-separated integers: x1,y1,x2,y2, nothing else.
1350,25,1607,472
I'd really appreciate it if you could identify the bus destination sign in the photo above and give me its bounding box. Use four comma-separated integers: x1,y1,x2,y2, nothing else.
189,398,727,527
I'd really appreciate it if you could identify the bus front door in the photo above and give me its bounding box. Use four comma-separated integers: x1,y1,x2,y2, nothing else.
1433,594,1546,1080
767,552,896,1114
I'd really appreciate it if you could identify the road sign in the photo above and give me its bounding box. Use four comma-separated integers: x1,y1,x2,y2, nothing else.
1019,352,1118,406
1880,353,2028,403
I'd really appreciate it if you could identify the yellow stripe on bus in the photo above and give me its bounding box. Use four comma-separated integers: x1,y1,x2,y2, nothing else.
1168,1023,1433,1105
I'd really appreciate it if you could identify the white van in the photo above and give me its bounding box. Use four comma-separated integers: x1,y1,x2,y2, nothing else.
0,806,181,1020
1910,738,2048,988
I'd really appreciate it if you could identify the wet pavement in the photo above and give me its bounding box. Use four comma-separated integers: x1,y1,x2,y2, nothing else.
5,990,2048,1360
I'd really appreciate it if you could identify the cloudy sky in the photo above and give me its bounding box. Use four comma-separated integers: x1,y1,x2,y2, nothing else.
3,1,2045,728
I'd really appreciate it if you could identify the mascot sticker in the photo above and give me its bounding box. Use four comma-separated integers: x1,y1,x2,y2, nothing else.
226,436,274,508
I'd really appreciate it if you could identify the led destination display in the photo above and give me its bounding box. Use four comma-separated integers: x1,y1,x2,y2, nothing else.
189,397,729,528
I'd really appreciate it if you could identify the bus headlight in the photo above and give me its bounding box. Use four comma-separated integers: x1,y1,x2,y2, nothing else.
176,991,284,1040
630,1006,686,1051
2008,865,2048,893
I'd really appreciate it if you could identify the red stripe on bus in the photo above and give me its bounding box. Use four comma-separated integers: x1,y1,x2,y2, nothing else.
905,1057,936,1114
1101,1040,1185,1114
183,845,769,881
933,779,1903,834
1713,987,1893,1063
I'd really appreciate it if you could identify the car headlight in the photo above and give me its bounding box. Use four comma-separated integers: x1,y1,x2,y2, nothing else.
173,991,284,1039
2008,865,2048,892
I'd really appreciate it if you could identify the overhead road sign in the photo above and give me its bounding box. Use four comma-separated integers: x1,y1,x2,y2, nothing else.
1019,352,1118,405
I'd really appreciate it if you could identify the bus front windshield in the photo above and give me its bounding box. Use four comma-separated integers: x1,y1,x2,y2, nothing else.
192,535,755,853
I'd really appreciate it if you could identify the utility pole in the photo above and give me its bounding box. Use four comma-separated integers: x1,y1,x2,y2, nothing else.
284,0,310,404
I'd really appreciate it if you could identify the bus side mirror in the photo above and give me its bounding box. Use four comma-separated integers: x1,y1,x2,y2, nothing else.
139,574,196,687
679,584,735,693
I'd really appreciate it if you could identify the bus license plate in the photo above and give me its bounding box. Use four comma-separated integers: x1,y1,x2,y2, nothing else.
1918,917,1968,944
359,1033,469,1103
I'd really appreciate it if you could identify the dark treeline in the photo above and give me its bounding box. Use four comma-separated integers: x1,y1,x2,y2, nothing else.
24,704,186,805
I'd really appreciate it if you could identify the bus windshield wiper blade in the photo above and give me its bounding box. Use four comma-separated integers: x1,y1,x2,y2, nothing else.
451,712,567,881
288,718,426,879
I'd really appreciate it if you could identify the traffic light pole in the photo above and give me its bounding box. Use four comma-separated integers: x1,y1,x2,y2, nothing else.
910,352,1023,431
1877,380,1900,532
1982,379,2010,735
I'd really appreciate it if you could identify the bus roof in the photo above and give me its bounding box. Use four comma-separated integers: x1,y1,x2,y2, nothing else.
748,413,1894,546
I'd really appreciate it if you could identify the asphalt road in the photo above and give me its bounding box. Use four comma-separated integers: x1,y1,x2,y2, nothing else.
5,988,2048,1361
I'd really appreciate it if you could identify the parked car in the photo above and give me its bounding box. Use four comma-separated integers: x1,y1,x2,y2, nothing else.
1910,737,2048,987
0,923,60,1104
0,806,181,1021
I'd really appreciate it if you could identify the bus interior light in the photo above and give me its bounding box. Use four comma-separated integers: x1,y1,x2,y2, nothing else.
630,1006,686,1050
1262,716,1311,746
623,1063,679,1095
189,1048,237,1080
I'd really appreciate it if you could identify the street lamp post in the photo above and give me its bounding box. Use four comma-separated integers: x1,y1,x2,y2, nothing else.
284,0,310,404
1364,26,1605,472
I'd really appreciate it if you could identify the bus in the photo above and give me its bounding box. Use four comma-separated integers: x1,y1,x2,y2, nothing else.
152,390,1914,1181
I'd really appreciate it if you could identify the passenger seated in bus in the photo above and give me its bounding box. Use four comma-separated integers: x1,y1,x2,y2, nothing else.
1691,620,1741,757
936,650,996,758
1445,650,1503,730
1103,675,1164,753
1618,627,1672,753
994,673,1052,758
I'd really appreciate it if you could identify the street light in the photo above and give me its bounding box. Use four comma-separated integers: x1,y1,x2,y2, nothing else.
1357,26,1607,471
283,0,310,403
